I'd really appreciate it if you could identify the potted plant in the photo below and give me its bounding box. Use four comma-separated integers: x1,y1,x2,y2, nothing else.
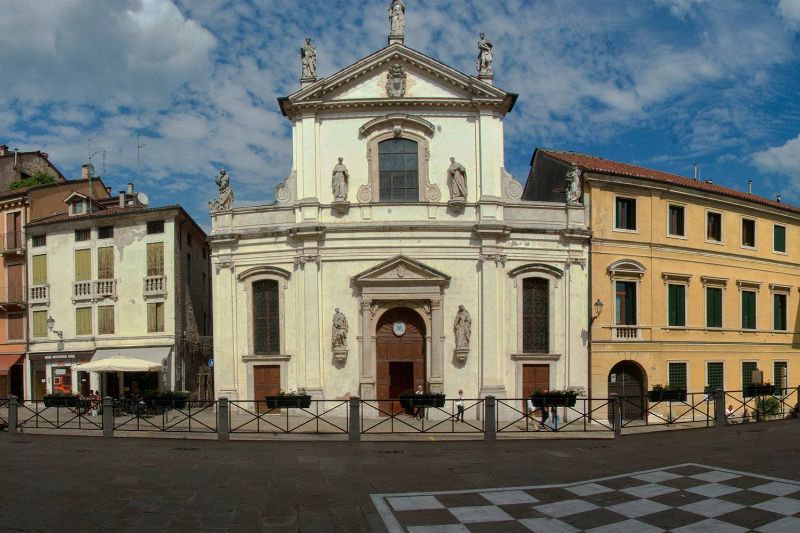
530,389,578,408
648,384,687,402
399,390,446,408
744,382,774,397
266,389,312,408
145,390,190,409
43,393,81,408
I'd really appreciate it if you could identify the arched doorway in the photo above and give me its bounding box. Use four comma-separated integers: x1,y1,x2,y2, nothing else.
376,307,426,415
608,361,646,420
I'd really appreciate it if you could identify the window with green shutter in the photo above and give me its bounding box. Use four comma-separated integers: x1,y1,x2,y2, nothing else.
707,362,724,391
668,284,686,327
75,307,92,336
615,197,636,230
32,254,47,286
742,361,758,395
32,310,48,338
773,293,787,331
706,287,722,328
774,225,786,253
741,290,756,329
74,249,91,281
774,361,788,395
615,281,637,325
668,362,687,390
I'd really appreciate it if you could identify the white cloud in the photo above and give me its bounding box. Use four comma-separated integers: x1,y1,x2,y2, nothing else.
753,134,800,177
777,0,800,28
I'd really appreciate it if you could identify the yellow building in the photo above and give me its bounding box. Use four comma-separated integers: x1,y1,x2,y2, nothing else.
526,149,798,420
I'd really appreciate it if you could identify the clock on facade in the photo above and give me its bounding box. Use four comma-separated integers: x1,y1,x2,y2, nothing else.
393,321,406,337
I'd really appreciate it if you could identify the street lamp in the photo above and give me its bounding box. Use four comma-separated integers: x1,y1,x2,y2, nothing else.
47,315,63,339
591,299,604,322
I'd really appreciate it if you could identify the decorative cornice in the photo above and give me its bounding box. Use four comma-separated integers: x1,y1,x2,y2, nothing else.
479,253,507,266
700,276,728,287
565,258,586,270
661,272,692,284
294,254,321,267
736,280,761,291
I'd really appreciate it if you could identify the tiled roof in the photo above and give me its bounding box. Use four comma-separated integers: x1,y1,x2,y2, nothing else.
539,149,800,215
27,205,153,227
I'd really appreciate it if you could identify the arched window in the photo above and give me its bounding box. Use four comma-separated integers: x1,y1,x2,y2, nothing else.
379,138,418,202
253,279,280,354
522,277,549,353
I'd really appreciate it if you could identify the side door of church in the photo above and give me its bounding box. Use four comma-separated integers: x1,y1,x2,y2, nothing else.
253,365,280,414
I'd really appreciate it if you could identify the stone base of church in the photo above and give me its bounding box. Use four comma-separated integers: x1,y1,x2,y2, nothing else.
331,200,350,215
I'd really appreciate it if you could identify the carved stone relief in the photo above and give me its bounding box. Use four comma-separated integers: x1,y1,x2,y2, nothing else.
500,167,523,201
274,170,297,205
386,64,407,97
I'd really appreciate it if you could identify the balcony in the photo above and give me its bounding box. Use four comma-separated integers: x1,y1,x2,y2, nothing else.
143,275,167,297
0,231,24,255
0,284,26,308
29,285,48,305
72,279,117,302
612,325,642,340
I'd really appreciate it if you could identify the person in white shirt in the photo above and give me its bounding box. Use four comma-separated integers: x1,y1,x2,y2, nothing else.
454,390,465,422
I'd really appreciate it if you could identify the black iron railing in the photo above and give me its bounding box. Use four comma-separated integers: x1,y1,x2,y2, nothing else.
17,400,102,431
112,399,217,433
228,399,349,434
360,398,485,434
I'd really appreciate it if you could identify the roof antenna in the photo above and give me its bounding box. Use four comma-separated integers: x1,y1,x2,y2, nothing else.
777,195,781,203
748,180,752,194
136,131,146,183
693,163,698,181
87,137,101,213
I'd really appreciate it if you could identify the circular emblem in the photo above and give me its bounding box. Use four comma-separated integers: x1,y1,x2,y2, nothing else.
393,321,406,337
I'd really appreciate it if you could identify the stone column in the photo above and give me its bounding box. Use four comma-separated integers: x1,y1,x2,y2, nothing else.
429,298,444,392
479,257,505,397
359,298,375,399
301,257,323,398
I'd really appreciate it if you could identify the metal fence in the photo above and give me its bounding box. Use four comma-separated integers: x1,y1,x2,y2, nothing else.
360,398,485,435
112,399,217,433
0,398,8,427
621,392,715,429
495,398,614,434
229,400,349,434
17,400,102,431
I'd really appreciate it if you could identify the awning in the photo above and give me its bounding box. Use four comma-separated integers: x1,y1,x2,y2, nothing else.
92,346,173,365
76,355,162,372
0,354,23,375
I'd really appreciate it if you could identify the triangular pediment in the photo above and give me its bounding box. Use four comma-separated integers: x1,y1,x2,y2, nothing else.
353,255,450,285
280,44,515,116
63,191,88,203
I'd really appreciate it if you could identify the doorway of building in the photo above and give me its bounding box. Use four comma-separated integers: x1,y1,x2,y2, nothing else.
608,360,646,420
376,307,426,416
33,366,46,401
253,365,280,414
522,364,550,414
51,367,72,394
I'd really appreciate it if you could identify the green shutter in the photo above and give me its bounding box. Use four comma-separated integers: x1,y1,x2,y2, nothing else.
742,362,758,394
707,362,724,390
706,287,722,328
668,362,687,390
669,285,685,327
742,291,756,329
774,225,786,253
626,282,636,324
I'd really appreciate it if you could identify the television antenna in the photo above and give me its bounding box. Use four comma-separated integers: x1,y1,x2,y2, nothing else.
136,131,146,182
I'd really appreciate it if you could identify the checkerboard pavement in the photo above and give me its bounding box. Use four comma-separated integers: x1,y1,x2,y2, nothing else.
371,463,800,532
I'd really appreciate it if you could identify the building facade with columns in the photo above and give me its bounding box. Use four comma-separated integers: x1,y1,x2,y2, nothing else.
210,10,589,409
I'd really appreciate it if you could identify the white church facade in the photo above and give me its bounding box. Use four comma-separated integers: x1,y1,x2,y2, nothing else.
209,4,589,409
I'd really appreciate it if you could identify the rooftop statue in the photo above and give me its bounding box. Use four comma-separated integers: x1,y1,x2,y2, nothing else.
300,37,317,80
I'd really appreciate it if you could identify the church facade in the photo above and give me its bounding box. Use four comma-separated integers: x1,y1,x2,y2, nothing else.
209,6,589,409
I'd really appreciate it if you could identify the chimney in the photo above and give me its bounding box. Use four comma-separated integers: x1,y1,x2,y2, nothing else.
127,182,134,195
748,180,752,194
40,152,49,159
105,186,112,195
119,191,125,208
777,195,781,203
693,163,698,181
81,164,90,180
0,145,8,156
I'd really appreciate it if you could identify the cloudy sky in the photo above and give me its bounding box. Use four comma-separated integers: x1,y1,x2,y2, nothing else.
1,0,799,228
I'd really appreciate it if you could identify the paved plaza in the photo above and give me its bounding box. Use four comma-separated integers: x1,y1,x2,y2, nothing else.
1,420,798,532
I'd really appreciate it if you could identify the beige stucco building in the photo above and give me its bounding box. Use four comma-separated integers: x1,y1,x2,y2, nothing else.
210,23,589,410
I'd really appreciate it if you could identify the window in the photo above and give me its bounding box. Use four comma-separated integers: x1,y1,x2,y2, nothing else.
32,310,48,338
741,290,757,329
75,228,90,242
773,293,787,331
707,212,722,242
187,253,192,286
32,235,46,247
522,278,549,353
615,197,636,230
76,307,92,336
8,313,24,340
707,362,724,391
774,225,786,253
202,272,207,294
147,242,164,276
615,281,637,325
98,226,114,239
74,249,91,281
73,201,84,215
32,254,47,285
98,305,114,334
378,138,419,202
742,361,758,395
667,284,686,327
668,362,687,390
774,361,788,394
741,218,755,247
253,279,280,354
187,233,192,246
147,302,165,332
97,247,114,279
706,287,723,328
668,205,685,237
147,220,164,234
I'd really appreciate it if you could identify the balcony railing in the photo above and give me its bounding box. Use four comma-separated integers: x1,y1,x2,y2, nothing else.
29,285,48,305
612,325,641,340
143,275,167,297
0,231,24,254
72,279,117,301
0,284,26,305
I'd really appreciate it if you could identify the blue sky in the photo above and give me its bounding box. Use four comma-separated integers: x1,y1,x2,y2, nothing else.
1,0,799,229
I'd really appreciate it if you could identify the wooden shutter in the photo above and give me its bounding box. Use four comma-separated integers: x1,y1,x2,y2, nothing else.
7,263,23,301
706,287,722,328
32,255,47,285
147,242,164,276
774,225,786,252
97,247,114,279
74,249,91,281
8,313,24,340
32,310,47,337
253,280,279,354
98,306,114,334
148,302,164,332
76,307,92,335
668,285,685,327
522,278,549,353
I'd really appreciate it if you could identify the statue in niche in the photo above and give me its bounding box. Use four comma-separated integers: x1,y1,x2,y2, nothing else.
454,305,472,350
209,168,233,213
389,0,405,35
447,157,468,200
565,164,582,205
332,308,348,350
331,157,349,201
300,37,317,80
477,33,493,76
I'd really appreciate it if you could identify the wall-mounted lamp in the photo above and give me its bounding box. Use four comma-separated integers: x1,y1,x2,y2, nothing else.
591,299,604,323
46,315,63,339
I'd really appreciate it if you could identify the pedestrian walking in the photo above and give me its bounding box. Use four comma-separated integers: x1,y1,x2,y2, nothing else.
539,403,549,430
550,405,558,431
414,385,425,420
454,389,465,422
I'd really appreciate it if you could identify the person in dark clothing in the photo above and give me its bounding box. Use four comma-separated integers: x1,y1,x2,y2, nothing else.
539,404,549,430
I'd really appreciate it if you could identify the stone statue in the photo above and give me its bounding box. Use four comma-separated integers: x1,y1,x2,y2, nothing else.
331,157,349,201
389,0,405,35
447,157,467,200
477,33,493,77
565,164,582,205
300,37,317,80
454,305,472,350
209,168,233,213
332,308,348,349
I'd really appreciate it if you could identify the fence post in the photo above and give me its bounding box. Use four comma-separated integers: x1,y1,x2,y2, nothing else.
102,396,114,437
218,397,229,441
7,395,18,437
484,396,496,442
348,396,361,442
714,388,725,427
610,394,622,438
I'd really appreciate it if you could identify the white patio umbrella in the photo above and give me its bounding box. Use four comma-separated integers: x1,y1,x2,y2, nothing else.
76,355,161,372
